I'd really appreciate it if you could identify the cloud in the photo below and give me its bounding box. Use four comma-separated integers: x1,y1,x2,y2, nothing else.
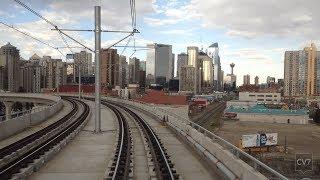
160,29,192,36
170,0,320,39
0,0,156,60
143,17,179,26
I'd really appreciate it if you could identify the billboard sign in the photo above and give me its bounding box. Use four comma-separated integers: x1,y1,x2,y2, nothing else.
242,133,278,148
242,134,259,148
259,133,278,146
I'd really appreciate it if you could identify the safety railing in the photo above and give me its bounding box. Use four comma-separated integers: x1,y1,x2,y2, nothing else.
0,104,53,121
108,97,288,180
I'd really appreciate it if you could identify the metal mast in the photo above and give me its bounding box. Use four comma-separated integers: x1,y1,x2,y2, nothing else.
94,6,101,133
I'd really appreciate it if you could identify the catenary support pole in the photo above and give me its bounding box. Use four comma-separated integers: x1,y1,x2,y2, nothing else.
94,6,101,133
78,61,81,99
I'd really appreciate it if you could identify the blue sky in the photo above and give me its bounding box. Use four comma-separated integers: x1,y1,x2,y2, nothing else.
1,0,319,85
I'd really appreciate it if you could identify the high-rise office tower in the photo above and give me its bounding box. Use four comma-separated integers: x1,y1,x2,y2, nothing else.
146,43,173,85
0,43,20,92
199,51,213,93
187,46,199,93
74,51,93,77
139,61,146,71
254,76,259,86
243,74,250,85
207,43,222,91
129,57,140,84
100,49,119,87
118,55,127,88
177,53,188,78
171,53,175,79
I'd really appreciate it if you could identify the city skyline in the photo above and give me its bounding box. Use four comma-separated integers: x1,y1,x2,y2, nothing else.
1,0,319,85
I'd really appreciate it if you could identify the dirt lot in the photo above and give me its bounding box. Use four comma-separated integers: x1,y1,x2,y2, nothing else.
213,120,320,158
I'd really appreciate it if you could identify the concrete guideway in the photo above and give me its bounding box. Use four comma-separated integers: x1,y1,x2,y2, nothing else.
0,93,63,139
131,108,220,180
0,98,90,179
16,93,285,180
0,100,72,149
29,99,117,180
103,96,286,180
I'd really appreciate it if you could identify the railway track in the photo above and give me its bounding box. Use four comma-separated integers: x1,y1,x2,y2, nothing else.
0,97,90,179
0,98,77,159
100,99,179,180
193,102,226,126
101,102,132,179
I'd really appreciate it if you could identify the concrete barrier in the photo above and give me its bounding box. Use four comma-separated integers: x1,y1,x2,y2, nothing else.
0,94,63,140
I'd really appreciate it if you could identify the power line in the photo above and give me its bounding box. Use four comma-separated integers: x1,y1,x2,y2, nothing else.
14,0,94,52
120,35,132,55
0,21,64,57
13,0,140,56
105,32,134,50
51,28,139,34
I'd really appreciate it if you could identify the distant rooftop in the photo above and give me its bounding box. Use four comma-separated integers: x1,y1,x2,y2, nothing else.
226,104,307,116
209,42,218,48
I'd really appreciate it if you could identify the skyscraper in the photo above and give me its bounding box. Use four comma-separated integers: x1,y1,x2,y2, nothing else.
243,74,250,85
129,57,140,84
146,43,173,85
42,56,67,90
199,52,213,93
179,65,196,92
284,43,320,96
207,43,222,91
177,53,187,78
74,51,93,77
187,46,200,93
0,43,20,92
139,61,146,71
118,55,127,88
254,76,259,86
100,48,119,87
305,43,317,95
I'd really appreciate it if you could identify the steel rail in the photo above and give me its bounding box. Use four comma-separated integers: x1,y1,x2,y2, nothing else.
107,101,177,180
0,98,77,159
193,102,226,125
0,98,90,179
82,97,131,179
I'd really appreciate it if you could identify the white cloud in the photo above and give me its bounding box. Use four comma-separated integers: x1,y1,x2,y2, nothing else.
167,0,320,39
0,0,156,60
160,29,192,36
143,17,179,26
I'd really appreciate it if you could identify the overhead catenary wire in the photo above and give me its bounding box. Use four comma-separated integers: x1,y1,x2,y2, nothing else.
0,21,64,57
120,35,132,55
13,0,139,58
14,0,94,52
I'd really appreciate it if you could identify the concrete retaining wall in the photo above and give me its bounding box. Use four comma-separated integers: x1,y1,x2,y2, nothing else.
0,95,63,140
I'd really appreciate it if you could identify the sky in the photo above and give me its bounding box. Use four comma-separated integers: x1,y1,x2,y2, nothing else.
0,0,319,85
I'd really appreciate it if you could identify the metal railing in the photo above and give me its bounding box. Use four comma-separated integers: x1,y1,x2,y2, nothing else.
107,97,288,180
0,104,54,121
